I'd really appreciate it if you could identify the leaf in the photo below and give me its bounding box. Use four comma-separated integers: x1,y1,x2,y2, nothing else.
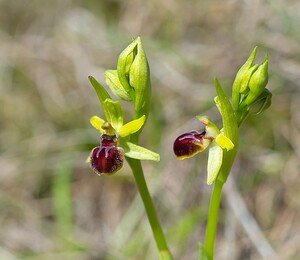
90,116,105,133
104,70,132,101
207,143,223,185
118,115,146,137
103,99,124,130
123,142,160,161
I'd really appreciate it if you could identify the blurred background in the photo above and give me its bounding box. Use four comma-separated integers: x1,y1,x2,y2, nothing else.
0,0,299,259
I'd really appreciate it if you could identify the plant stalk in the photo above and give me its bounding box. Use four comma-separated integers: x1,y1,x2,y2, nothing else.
126,157,172,259
204,179,224,260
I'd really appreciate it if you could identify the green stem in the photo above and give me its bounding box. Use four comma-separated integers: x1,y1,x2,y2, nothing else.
204,179,224,260
126,157,172,259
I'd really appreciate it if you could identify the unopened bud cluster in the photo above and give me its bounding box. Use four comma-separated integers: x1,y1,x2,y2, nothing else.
104,37,151,118
232,47,272,125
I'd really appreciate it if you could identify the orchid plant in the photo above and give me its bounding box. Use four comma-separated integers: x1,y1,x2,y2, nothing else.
173,47,271,259
87,37,172,259
87,38,272,260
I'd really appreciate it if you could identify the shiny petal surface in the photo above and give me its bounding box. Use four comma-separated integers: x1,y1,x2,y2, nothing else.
90,146,124,175
173,131,208,160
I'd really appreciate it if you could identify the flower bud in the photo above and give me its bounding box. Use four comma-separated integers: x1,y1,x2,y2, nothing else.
129,37,151,117
247,88,272,115
90,134,124,175
117,39,137,96
245,55,268,105
173,131,211,160
232,47,257,109
116,37,151,118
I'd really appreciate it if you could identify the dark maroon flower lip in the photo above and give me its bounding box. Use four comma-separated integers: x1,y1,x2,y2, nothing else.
90,133,124,175
173,130,208,160
90,145,124,175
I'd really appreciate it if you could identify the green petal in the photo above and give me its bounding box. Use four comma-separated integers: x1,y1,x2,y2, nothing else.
90,116,105,133
215,133,234,151
123,142,160,161
104,70,132,101
118,115,146,137
207,143,223,185
104,99,124,130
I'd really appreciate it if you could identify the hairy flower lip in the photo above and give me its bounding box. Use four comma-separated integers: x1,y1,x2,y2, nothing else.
89,133,124,175
90,145,124,175
173,130,210,160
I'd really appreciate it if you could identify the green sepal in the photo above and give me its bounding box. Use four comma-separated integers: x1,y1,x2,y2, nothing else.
104,70,132,101
123,141,160,161
88,76,112,120
90,116,105,133
103,99,124,130
118,115,146,137
198,243,208,260
207,142,223,185
117,39,137,97
129,37,151,116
